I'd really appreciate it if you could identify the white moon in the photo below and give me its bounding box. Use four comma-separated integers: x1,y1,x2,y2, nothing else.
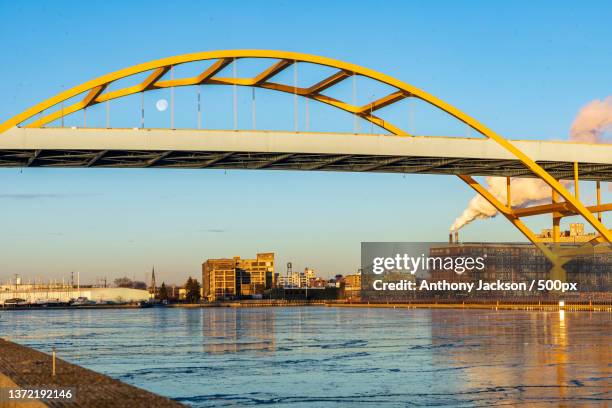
156,99,168,112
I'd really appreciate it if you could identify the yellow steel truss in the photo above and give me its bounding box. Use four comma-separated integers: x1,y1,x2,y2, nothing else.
0,50,610,244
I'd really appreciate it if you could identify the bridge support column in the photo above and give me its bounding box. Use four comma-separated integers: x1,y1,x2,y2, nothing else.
596,181,602,223
552,188,561,243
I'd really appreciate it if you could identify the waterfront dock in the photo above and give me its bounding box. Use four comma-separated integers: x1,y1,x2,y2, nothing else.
327,302,612,312
166,300,611,312
0,339,185,407
2,300,610,312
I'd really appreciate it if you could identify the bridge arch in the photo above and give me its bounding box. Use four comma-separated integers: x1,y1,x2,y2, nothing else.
0,49,609,244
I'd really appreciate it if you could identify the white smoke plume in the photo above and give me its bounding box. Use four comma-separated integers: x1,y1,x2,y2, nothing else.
570,96,612,143
450,96,612,232
450,177,567,231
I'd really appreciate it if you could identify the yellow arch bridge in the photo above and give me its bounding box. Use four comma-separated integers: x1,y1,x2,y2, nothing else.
0,50,610,259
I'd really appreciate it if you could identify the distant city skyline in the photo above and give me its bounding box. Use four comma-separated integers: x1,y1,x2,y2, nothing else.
0,0,610,283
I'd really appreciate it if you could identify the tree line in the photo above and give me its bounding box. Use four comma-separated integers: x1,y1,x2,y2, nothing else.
114,276,201,303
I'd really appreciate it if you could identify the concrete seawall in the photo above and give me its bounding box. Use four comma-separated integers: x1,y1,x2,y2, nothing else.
327,302,612,311
0,339,185,407
170,301,612,311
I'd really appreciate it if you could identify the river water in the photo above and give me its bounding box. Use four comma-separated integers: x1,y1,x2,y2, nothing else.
0,307,610,407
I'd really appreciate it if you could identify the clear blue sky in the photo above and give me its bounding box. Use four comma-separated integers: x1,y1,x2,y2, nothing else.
0,0,610,284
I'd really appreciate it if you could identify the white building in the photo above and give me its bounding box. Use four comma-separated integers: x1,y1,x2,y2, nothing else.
0,285,149,304
277,269,314,288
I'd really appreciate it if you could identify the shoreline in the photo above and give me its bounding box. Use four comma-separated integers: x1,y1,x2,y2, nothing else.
0,339,184,407
1,301,610,312
326,302,612,311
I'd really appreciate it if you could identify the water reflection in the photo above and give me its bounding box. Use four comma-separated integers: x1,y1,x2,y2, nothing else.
556,310,567,402
203,308,275,354
429,309,610,406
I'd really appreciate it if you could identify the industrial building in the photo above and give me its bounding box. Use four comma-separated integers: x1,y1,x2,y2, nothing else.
202,253,275,301
536,223,597,243
429,233,610,301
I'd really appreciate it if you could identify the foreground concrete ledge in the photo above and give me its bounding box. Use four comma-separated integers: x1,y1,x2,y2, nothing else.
0,339,185,407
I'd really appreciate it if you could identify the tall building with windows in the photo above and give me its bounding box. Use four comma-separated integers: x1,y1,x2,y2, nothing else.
202,253,275,301
235,252,275,293
344,273,361,291
343,272,362,301
202,258,237,301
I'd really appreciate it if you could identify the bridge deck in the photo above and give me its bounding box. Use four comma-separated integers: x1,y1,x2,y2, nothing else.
0,128,610,180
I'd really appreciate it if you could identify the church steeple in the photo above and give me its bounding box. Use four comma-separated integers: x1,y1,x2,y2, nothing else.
151,267,156,298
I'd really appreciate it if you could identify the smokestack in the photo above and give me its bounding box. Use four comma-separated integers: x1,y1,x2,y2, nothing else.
449,96,612,232
454,231,459,244
449,233,453,244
